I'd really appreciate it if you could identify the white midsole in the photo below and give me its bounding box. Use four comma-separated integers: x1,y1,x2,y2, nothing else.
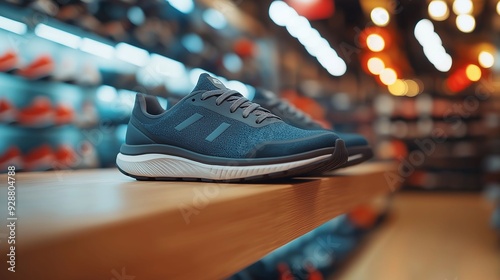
347,153,363,162
116,153,331,180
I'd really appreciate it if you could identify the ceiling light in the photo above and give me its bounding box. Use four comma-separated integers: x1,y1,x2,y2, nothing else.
203,9,227,30
453,0,473,15
80,38,114,59
414,19,452,72
456,14,475,33
34,24,81,49
465,64,481,81
0,15,27,35
371,7,390,26
405,80,420,97
269,1,296,26
366,34,385,52
269,0,346,76
115,43,150,67
380,68,397,85
478,51,494,68
428,0,449,21
166,0,194,14
367,57,385,75
388,79,407,96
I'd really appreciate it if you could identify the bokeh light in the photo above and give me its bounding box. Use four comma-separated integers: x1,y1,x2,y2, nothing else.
478,51,494,68
371,7,390,27
452,0,473,15
380,68,397,85
366,34,385,52
456,14,475,33
367,57,385,75
388,79,407,96
465,64,481,81
428,0,449,21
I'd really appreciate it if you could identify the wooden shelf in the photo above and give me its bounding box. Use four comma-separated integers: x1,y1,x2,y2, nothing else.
0,162,398,280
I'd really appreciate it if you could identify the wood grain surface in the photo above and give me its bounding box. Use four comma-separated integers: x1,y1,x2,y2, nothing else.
334,193,500,280
0,162,398,280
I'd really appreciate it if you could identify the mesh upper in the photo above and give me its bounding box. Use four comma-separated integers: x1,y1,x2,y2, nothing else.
128,74,340,158
133,103,339,158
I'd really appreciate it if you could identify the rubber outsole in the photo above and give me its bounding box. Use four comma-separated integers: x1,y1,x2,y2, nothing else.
340,145,373,169
117,139,348,183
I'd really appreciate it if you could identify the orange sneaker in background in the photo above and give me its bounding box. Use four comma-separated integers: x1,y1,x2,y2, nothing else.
24,144,55,171
17,97,54,127
55,144,78,169
0,98,17,123
54,103,74,125
16,55,55,80
0,51,18,72
0,146,23,170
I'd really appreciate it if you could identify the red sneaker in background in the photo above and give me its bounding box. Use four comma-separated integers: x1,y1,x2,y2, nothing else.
0,98,17,123
23,144,55,171
55,144,78,169
0,51,18,72
18,97,54,127
0,146,23,170
54,103,74,125
16,55,55,80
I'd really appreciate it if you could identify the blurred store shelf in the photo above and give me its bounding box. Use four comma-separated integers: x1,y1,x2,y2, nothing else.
0,162,397,280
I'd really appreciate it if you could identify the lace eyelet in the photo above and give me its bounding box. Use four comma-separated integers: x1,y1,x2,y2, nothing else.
191,98,195,102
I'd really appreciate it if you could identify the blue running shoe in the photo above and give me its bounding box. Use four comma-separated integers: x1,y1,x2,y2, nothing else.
252,88,373,170
116,74,348,182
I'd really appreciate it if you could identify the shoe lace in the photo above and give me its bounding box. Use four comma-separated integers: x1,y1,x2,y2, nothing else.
201,89,280,124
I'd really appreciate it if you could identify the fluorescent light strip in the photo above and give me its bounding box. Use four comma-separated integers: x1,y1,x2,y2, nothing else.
150,54,186,77
115,42,150,67
414,19,452,72
166,0,194,14
269,1,346,77
0,16,27,35
80,38,115,59
34,24,81,49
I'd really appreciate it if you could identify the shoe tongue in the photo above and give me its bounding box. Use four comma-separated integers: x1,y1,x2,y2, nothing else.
191,73,227,94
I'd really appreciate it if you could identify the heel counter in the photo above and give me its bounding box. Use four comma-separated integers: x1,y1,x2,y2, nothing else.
125,94,156,145
125,121,155,145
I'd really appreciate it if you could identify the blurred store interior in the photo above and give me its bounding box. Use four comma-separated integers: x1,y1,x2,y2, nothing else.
0,0,499,279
